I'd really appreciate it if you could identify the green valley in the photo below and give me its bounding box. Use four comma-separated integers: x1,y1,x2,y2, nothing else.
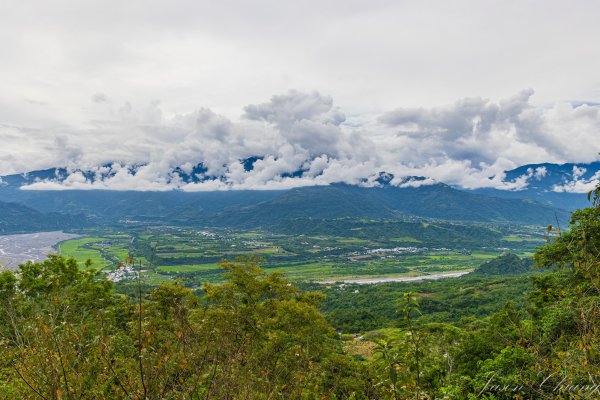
55,219,546,285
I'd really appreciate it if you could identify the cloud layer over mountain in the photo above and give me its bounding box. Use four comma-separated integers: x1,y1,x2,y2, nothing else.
2,1,600,192
3,90,599,192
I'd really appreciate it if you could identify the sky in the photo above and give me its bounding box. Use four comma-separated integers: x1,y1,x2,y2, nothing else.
1,0,599,191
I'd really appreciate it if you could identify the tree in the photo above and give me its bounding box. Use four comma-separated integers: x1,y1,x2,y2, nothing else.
399,292,423,399
529,183,600,398
0,255,371,399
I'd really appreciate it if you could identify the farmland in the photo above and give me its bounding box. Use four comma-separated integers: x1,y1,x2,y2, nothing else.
56,221,546,284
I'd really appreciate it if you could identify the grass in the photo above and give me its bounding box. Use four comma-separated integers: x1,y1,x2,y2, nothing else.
106,246,130,261
58,237,111,269
235,232,262,238
364,328,406,343
141,270,174,285
336,238,370,244
157,264,220,273
502,235,544,243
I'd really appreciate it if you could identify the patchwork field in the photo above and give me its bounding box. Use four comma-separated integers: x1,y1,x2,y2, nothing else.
56,223,546,284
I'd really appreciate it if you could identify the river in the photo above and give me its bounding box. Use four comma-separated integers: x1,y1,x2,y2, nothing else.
319,270,472,285
0,231,80,270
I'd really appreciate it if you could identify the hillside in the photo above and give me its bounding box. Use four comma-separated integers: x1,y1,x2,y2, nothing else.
470,253,533,275
197,184,569,228
270,218,503,247
195,185,397,228
0,200,87,234
0,182,568,229
2,161,596,213
366,183,569,223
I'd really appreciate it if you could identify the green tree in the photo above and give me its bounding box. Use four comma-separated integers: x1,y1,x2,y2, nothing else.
399,292,423,399
0,255,372,399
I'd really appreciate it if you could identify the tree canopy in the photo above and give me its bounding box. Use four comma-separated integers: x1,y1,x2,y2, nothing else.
1,184,599,399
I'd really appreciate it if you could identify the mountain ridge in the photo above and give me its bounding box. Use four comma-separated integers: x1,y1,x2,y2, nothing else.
1,162,589,229
0,200,87,234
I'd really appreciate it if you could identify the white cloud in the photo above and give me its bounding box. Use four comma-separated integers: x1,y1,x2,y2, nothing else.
1,1,600,192
552,170,600,194
572,166,587,180
379,89,600,167
2,1,600,125
2,90,599,192
533,167,548,180
496,167,552,191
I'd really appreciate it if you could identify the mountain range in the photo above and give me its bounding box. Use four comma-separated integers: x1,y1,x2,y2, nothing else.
0,161,597,234
471,162,600,210
0,200,87,234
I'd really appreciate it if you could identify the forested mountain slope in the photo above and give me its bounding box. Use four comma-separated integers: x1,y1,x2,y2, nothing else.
0,200,86,233
1,167,573,228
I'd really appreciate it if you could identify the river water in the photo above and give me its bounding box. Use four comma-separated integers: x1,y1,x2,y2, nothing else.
0,231,80,270
319,270,472,285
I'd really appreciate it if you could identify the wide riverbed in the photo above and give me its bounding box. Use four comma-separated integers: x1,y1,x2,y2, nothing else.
319,270,472,285
0,231,80,270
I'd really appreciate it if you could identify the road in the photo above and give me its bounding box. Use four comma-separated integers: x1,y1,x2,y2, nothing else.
0,231,80,270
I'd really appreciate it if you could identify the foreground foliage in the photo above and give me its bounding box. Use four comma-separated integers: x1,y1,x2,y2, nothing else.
1,185,599,399
0,257,375,399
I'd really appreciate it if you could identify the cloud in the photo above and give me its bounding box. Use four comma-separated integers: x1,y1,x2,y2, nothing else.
378,90,600,181
380,89,553,166
2,90,600,192
497,166,550,191
244,91,345,128
552,168,600,194
2,1,600,194
243,91,348,157
91,93,109,103
533,167,548,180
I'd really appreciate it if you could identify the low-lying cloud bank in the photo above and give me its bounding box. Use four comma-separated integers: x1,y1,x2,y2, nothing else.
2,90,599,192
552,167,600,193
